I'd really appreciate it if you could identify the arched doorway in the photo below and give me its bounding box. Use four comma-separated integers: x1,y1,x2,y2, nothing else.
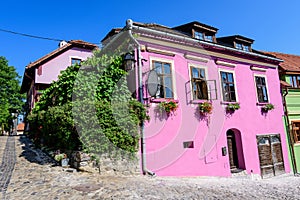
226,129,245,172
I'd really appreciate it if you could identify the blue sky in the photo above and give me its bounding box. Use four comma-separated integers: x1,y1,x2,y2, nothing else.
1,0,300,79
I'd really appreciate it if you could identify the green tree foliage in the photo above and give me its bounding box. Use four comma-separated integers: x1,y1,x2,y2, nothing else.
0,56,24,134
27,50,149,157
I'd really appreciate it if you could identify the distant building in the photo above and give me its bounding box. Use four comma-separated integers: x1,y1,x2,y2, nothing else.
267,52,300,175
102,20,290,178
17,123,25,135
20,40,98,131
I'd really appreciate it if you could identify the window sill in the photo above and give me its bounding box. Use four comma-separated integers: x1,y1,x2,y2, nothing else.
256,102,269,106
220,101,239,105
150,98,179,103
190,100,209,104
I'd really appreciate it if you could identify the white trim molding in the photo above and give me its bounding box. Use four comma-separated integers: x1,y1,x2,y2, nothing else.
146,46,176,57
184,54,209,63
250,66,267,72
215,60,236,68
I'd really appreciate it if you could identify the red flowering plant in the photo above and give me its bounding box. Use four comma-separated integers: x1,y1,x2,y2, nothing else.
199,101,213,115
158,100,178,115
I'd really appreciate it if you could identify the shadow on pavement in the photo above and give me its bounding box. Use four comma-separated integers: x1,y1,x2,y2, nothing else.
18,134,58,166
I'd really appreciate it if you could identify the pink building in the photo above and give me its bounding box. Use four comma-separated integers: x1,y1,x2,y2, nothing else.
21,40,98,113
103,20,290,178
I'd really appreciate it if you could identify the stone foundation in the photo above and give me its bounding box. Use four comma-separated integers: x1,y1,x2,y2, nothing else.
69,151,140,175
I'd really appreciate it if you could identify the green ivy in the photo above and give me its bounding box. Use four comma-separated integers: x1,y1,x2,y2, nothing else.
27,50,149,158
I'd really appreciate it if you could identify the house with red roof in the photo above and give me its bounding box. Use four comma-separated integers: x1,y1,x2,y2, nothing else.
20,40,98,130
267,52,300,175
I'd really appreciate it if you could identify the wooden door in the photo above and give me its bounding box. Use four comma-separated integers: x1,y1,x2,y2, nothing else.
257,134,285,178
227,130,238,169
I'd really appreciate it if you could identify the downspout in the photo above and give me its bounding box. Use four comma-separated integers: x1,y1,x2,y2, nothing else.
283,87,297,175
126,19,156,176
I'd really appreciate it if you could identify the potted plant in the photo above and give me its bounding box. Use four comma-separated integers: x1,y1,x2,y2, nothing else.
158,100,178,115
54,153,69,167
226,103,240,112
261,103,275,112
199,101,213,115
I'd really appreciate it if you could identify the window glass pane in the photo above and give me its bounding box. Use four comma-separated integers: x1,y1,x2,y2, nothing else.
192,67,199,78
236,43,243,50
205,35,213,42
261,77,266,85
194,31,203,40
227,73,234,83
255,77,261,84
71,58,81,65
221,72,227,82
230,91,236,101
200,69,205,78
297,76,300,88
164,76,173,98
154,62,162,74
290,76,294,86
164,63,171,74
262,87,268,102
244,46,250,52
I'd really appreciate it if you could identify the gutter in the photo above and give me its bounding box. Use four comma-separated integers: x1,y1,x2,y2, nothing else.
130,24,283,63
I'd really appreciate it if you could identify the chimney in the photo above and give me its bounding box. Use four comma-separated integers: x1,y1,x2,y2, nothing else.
59,40,68,48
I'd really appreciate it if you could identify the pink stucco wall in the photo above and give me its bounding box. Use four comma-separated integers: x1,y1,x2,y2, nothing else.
35,47,93,84
139,43,290,177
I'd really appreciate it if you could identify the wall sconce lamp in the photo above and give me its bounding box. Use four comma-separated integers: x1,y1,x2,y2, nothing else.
124,53,136,71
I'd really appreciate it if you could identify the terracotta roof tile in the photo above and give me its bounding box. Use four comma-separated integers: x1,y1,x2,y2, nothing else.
17,123,25,131
266,52,300,72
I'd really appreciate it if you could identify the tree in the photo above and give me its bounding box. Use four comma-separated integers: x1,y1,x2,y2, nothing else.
0,56,24,134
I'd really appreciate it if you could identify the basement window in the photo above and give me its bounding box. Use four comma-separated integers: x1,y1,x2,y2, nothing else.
183,141,194,148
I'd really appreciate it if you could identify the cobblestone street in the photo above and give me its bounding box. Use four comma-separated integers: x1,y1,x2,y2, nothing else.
0,135,300,200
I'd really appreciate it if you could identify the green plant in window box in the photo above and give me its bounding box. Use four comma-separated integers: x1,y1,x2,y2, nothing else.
158,100,178,115
226,103,240,111
262,103,275,112
199,101,213,115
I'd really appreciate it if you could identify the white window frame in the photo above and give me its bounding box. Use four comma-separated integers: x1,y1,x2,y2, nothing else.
254,74,270,103
218,68,239,102
149,57,177,99
70,56,83,66
188,63,209,101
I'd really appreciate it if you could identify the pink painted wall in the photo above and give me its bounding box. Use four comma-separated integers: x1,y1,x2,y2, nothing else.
35,47,93,84
139,43,290,177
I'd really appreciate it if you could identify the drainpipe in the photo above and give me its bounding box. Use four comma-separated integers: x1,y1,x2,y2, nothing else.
126,19,156,176
283,87,297,175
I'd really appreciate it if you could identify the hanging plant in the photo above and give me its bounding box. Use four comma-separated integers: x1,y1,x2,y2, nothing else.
199,101,213,115
158,100,178,115
261,103,275,112
226,103,240,112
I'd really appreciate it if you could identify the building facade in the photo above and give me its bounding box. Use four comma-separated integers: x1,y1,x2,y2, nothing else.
103,20,291,178
267,52,300,174
21,40,98,113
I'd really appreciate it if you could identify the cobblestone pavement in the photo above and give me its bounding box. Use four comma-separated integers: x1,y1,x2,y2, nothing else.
0,137,16,199
1,135,300,200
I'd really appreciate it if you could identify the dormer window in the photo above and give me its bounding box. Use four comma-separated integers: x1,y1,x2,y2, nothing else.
218,35,254,52
205,35,213,42
194,31,204,40
173,21,218,43
194,31,214,42
236,43,243,50
235,42,251,52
